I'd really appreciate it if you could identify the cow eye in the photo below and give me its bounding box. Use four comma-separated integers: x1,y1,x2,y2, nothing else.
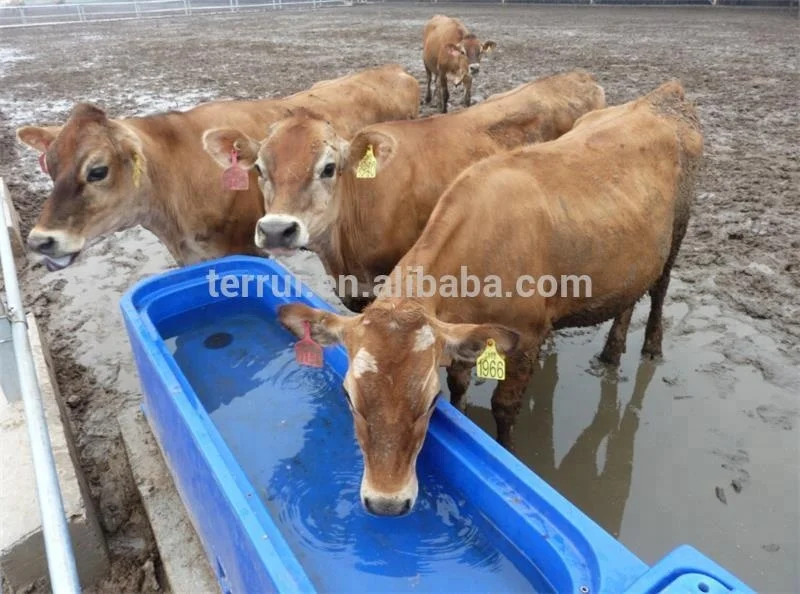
321,163,336,178
87,166,108,182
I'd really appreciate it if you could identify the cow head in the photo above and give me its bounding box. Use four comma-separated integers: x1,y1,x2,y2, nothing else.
16,103,148,271
442,35,496,84
278,300,519,516
203,111,348,256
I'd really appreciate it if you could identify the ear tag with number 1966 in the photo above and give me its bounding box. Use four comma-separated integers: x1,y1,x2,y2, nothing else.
476,339,506,381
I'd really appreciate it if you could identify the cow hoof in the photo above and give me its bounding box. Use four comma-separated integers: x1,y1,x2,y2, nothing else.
641,349,663,362
597,350,622,367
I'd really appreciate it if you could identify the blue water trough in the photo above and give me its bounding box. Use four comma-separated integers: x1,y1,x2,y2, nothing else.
120,255,755,594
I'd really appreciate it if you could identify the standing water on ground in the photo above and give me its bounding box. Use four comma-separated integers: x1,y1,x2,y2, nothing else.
159,299,554,593
450,280,799,590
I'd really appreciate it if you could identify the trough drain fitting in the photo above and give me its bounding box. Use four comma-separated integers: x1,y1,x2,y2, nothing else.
204,332,233,349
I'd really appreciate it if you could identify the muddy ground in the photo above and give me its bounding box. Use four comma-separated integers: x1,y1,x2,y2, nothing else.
0,3,798,593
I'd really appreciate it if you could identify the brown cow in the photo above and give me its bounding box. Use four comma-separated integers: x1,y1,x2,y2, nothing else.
277,80,704,516
15,64,419,270
422,14,496,113
206,70,604,314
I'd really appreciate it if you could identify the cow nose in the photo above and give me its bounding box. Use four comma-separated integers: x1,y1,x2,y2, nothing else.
255,218,301,249
363,496,412,517
469,63,480,75
27,232,57,255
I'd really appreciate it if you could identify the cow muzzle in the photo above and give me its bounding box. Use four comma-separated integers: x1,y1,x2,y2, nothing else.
363,495,412,517
254,214,308,251
27,228,82,271
469,63,480,75
360,475,418,517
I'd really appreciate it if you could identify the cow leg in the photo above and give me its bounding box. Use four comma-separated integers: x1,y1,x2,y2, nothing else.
424,67,433,104
598,307,634,367
446,360,473,412
491,343,539,452
642,217,689,359
438,74,449,113
642,270,671,359
462,74,473,108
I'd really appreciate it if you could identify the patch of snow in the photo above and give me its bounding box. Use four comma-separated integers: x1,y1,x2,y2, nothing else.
123,89,219,115
0,47,33,76
4,98,75,128
4,88,225,129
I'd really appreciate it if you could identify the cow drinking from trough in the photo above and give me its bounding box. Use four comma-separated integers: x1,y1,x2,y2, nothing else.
277,80,704,516
15,64,419,270
422,14,497,113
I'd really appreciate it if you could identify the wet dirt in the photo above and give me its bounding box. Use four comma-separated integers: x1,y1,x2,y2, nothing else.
0,4,798,593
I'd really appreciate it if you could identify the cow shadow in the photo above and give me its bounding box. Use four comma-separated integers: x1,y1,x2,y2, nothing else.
464,351,656,538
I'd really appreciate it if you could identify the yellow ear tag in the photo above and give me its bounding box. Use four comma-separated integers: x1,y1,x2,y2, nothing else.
476,339,506,381
355,144,377,179
132,153,143,189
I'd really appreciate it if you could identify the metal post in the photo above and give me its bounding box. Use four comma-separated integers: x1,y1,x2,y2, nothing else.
0,181,81,594
0,299,22,402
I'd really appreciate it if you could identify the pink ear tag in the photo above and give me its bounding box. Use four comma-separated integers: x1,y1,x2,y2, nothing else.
222,150,249,191
38,153,48,174
294,321,322,367
295,321,323,368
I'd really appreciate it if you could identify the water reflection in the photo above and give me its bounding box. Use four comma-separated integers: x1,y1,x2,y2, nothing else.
465,352,655,538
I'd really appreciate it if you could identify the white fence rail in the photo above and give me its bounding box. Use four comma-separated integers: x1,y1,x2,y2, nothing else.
0,0,359,28
1,0,795,27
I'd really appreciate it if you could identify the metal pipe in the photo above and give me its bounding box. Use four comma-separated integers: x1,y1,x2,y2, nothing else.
0,181,81,594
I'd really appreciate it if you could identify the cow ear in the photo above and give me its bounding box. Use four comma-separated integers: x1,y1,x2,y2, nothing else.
436,320,520,364
16,125,62,153
482,40,496,54
202,128,260,169
278,303,356,346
